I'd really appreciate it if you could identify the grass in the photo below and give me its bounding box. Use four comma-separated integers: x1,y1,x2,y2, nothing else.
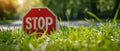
0,21,120,51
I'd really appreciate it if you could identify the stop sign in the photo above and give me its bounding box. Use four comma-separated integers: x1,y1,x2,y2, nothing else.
23,7,57,35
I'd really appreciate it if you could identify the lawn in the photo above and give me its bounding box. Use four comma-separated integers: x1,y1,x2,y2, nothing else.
0,21,120,51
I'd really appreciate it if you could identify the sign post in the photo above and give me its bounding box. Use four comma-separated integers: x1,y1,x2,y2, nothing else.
23,7,57,35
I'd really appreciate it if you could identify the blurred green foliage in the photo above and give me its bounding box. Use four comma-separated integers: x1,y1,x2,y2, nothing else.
41,0,119,20
0,0,119,20
0,0,18,20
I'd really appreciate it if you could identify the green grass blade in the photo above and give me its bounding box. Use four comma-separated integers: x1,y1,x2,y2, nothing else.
113,4,120,23
38,30,47,40
87,11,103,22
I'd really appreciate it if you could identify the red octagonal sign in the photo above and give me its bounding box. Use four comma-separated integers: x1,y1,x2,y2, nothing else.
23,7,57,35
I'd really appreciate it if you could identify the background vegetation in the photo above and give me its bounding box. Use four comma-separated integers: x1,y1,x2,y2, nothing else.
0,0,18,20
0,0,119,21
42,0,120,20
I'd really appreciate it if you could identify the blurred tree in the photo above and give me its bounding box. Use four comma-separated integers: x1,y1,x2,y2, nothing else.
97,0,115,19
20,0,119,20
42,0,119,20
0,0,18,20
42,0,69,20
77,0,91,19
70,0,80,20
